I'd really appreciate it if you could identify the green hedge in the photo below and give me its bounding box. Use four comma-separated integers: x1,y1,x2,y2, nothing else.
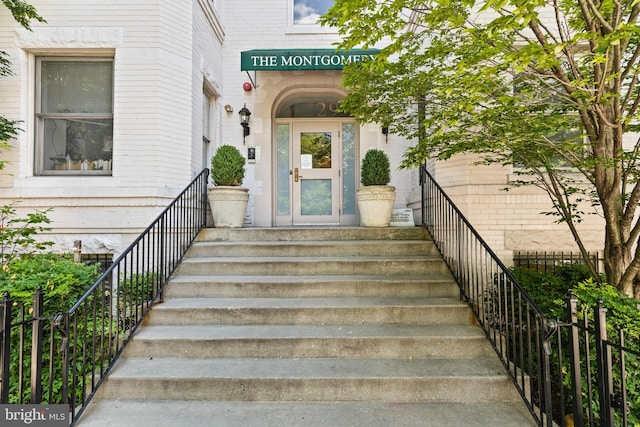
0,254,101,404
0,253,100,313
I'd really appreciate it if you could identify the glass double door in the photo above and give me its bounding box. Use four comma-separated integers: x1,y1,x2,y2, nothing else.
276,121,356,226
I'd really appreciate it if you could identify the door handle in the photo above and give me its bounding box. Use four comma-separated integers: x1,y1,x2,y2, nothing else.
294,168,303,182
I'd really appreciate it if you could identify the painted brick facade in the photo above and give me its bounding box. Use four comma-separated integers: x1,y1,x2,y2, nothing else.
0,0,222,255
0,0,606,266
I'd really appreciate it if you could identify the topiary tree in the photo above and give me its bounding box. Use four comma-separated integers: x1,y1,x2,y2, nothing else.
210,145,246,186
360,149,390,186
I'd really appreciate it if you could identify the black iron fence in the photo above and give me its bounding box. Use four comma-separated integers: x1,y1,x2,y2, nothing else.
514,251,603,275
0,168,209,424
420,164,638,427
80,254,113,274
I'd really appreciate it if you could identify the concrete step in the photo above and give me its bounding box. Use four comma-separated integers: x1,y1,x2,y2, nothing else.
78,400,537,427
145,297,472,326
78,226,535,426
164,275,459,298
123,324,494,359
196,226,430,242
175,255,448,276
186,239,439,257
96,357,520,402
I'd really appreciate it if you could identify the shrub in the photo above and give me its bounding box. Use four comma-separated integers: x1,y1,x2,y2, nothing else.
211,145,246,186
512,264,639,426
0,202,52,266
0,253,102,404
510,263,595,317
570,278,640,340
0,253,100,314
117,271,160,330
360,149,390,186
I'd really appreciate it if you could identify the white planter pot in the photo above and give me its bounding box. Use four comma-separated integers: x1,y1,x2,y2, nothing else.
356,185,396,227
208,186,249,228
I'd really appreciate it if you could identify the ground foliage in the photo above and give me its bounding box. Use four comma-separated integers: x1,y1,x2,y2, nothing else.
0,203,102,404
512,264,640,425
0,202,52,266
0,254,102,404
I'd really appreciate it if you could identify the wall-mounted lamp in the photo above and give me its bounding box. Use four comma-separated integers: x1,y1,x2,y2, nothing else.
224,104,233,113
382,126,389,144
239,104,251,144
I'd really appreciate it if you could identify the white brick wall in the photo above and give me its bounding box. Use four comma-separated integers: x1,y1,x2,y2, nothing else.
429,156,606,267
0,0,224,253
191,0,224,174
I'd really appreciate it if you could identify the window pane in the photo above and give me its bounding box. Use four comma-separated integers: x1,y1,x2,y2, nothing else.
37,58,114,175
41,61,113,114
300,132,331,168
293,0,333,25
301,179,332,215
202,92,211,140
276,95,348,118
342,123,356,215
277,124,291,215
42,118,113,172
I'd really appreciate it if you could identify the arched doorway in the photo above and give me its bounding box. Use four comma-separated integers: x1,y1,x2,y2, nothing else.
273,92,358,226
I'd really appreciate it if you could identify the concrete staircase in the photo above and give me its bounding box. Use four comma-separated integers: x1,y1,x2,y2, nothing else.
78,227,535,426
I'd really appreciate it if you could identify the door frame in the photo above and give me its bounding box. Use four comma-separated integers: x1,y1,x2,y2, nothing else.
273,117,358,226
291,122,341,225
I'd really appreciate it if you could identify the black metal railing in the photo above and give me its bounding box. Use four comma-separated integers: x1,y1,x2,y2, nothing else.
514,251,602,275
0,168,209,424
420,164,638,427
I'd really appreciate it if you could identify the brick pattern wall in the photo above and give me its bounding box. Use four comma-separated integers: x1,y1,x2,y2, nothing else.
0,0,224,254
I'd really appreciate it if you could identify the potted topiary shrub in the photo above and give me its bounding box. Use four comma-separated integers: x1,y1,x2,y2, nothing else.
208,144,249,228
356,148,396,227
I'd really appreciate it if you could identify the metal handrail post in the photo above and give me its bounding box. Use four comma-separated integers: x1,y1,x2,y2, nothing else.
594,300,614,427
0,292,12,403
567,292,585,427
30,287,44,403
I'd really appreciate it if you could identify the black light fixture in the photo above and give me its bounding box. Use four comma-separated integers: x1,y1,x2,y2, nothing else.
239,104,251,144
382,126,389,144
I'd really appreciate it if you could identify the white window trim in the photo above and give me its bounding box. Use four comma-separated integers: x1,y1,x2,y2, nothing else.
34,55,114,176
286,0,337,34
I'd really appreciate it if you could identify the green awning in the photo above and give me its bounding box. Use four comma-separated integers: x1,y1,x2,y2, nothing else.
241,49,379,71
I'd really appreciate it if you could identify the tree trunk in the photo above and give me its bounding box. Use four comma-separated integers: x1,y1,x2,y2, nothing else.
603,235,633,295
594,115,640,296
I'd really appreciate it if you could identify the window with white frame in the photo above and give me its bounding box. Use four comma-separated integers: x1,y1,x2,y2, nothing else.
203,90,212,145
547,118,586,165
36,57,114,175
288,0,335,33
202,89,214,171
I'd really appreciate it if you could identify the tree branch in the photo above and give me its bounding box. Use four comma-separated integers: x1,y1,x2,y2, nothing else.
620,43,640,115
581,0,615,33
542,167,603,283
623,181,640,245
